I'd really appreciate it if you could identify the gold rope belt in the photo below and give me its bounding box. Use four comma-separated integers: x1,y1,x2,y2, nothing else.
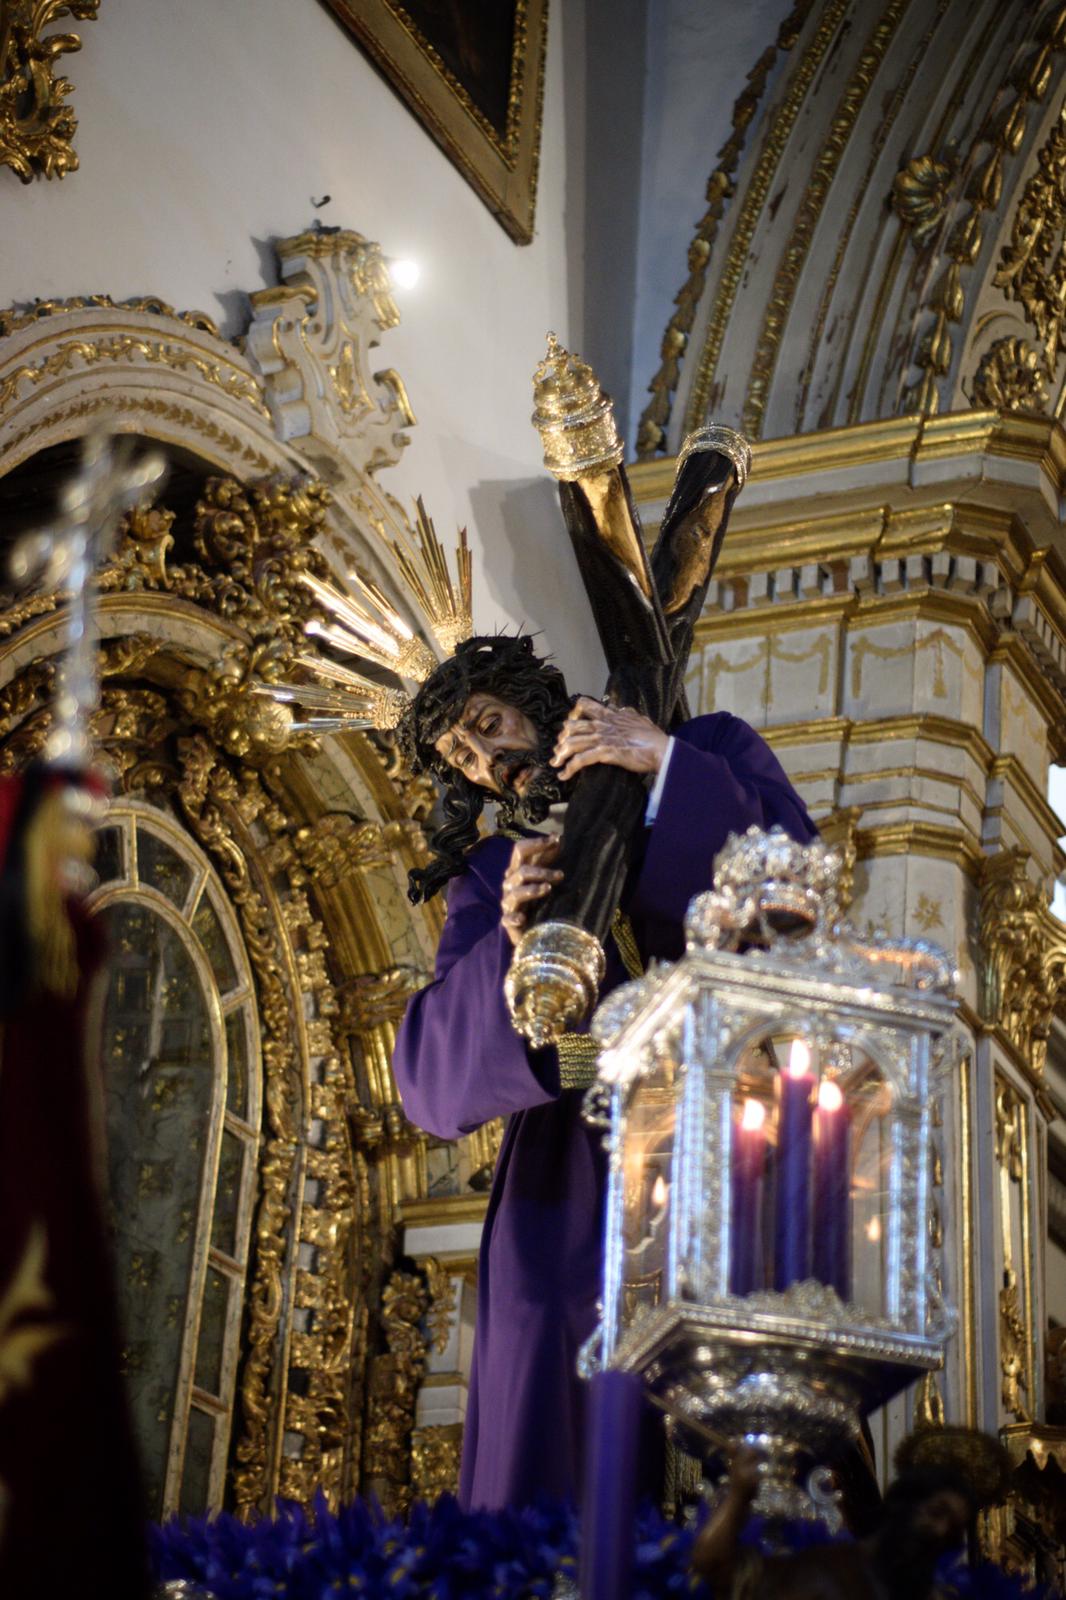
557,909,643,1090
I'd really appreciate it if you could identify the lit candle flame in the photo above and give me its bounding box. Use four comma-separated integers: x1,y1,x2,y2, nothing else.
817,1078,844,1113
740,1098,766,1132
651,1174,668,1207
866,1216,882,1243
787,1038,812,1078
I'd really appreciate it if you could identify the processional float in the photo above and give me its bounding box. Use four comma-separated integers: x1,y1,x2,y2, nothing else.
503,349,960,1599
275,341,960,1599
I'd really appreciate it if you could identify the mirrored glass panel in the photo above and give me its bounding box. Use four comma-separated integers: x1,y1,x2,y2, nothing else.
179,1406,215,1517
619,1059,677,1335
225,1007,250,1121
192,895,238,994
94,824,123,885
138,826,194,908
99,899,215,1518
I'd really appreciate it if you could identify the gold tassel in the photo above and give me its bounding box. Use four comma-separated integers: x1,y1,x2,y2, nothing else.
22,787,88,1001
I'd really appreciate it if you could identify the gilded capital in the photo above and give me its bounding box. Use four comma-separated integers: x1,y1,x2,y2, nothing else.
978,848,1066,1081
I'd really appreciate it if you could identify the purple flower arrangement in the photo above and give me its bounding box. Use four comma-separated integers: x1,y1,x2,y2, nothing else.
151,1494,1040,1599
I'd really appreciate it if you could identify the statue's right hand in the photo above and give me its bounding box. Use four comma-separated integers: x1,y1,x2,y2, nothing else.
501,836,562,947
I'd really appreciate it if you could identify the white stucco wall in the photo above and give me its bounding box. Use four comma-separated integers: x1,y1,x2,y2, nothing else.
0,0,608,694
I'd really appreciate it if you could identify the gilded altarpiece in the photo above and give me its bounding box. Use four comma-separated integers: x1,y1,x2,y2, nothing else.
0,239,488,1519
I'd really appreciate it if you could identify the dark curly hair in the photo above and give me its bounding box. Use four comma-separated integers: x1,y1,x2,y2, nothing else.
399,634,573,903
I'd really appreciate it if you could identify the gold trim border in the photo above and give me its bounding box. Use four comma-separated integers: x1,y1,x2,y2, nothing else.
320,0,548,244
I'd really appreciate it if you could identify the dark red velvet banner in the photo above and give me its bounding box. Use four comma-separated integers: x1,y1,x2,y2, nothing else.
0,773,150,1596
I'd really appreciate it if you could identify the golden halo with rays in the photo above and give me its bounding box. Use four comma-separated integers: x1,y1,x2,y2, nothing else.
256,496,472,732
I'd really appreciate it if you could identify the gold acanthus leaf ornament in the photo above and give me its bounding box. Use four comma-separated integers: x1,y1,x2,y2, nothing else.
0,0,100,183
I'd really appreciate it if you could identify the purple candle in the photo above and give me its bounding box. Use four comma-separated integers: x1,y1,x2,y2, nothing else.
773,1038,814,1290
813,1077,852,1300
580,1369,641,1600
730,1097,766,1295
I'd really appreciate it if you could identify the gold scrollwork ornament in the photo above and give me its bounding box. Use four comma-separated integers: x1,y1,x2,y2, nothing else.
995,102,1066,378
0,0,100,182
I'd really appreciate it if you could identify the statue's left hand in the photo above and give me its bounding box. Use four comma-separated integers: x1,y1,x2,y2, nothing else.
550,697,668,782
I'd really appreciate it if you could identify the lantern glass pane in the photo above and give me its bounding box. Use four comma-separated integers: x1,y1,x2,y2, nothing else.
620,1059,676,1335
847,1054,893,1320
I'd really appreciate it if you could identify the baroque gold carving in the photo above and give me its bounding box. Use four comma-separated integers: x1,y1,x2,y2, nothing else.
903,6,1066,415
372,727,437,824
0,457,443,1517
995,100,1066,379
994,1075,1034,1430
979,849,1066,1081
411,1422,463,1502
362,1267,430,1514
0,295,220,339
999,1266,1031,1422
0,0,99,182
179,641,294,765
991,1424,1066,1590
0,333,268,421
972,337,1049,413
1,391,276,476
680,0,851,442
338,965,427,1034
424,1258,458,1356
294,815,425,890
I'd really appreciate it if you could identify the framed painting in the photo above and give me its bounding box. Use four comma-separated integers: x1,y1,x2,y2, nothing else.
324,0,549,245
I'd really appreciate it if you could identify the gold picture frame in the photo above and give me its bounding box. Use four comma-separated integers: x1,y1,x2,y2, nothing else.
323,0,549,245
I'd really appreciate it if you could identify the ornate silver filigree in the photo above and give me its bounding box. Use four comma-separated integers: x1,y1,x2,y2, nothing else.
586,825,961,1528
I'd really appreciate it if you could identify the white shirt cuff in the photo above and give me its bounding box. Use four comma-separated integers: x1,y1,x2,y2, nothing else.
644,737,675,825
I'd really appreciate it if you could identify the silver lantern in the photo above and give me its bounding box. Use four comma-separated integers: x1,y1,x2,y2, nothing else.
580,826,960,1524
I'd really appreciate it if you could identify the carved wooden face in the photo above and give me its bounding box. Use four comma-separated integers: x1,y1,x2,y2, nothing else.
433,692,540,796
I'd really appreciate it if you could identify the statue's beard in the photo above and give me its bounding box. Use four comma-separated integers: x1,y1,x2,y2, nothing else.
492,735,571,828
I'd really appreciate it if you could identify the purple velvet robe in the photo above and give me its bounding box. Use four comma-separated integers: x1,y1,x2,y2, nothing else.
392,713,816,1511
